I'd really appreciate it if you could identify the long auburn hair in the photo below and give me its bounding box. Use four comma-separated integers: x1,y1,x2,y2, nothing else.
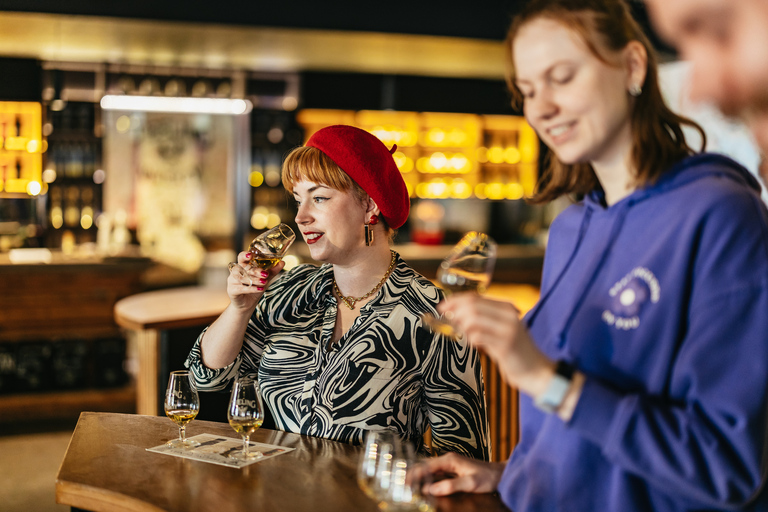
505,0,706,203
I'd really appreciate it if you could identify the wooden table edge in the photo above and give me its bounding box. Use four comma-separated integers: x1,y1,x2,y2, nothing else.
55,479,167,512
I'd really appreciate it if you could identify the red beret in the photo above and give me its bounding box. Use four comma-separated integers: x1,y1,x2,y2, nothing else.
306,125,410,229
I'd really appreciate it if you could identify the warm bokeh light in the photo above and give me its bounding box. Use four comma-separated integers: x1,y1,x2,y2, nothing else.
115,115,131,133
51,206,63,229
282,97,298,111
504,147,521,164
282,254,300,271
476,147,489,163
248,171,264,187
505,182,525,200
264,168,282,187
266,213,281,228
26,139,40,153
80,213,94,229
488,146,504,164
251,206,269,230
485,183,505,200
450,179,473,199
427,128,445,145
429,152,447,171
26,180,42,196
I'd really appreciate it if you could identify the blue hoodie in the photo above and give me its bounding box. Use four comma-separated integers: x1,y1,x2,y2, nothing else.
498,154,768,512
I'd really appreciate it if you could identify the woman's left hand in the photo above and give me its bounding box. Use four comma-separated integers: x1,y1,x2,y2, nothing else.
437,293,555,398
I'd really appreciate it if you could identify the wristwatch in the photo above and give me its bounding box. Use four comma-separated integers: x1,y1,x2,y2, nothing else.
534,360,575,414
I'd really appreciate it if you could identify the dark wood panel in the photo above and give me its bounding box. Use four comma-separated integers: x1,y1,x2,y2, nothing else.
0,386,135,425
481,352,519,463
0,257,151,340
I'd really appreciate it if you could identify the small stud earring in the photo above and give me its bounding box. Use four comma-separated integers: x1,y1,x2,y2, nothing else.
629,83,642,97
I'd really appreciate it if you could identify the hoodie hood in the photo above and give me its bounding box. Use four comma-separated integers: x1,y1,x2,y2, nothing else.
526,152,765,349
584,153,762,209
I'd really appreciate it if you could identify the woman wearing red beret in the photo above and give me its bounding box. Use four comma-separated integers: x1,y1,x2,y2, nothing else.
186,125,490,460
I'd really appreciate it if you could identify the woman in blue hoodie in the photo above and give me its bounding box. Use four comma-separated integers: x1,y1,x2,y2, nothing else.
423,0,768,511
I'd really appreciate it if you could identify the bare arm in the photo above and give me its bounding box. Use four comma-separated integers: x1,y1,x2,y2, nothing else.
200,252,285,369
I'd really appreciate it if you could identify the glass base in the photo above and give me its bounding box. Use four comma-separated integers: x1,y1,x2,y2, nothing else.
421,313,461,339
228,449,263,460
166,438,200,449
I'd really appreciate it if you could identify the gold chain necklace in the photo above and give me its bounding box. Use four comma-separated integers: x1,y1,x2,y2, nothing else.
333,251,397,310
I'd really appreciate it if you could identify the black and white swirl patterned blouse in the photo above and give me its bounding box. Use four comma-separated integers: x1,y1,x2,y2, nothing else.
185,253,490,460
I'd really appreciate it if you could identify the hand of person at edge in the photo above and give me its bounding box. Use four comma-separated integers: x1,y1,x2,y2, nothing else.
227,251,286,311
422,452,506,496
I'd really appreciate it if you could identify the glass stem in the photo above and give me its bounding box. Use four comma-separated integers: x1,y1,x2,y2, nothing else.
179,425,186,442
243,435,250,456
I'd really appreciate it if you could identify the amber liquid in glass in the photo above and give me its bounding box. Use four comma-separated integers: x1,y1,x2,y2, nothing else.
166,408,198,427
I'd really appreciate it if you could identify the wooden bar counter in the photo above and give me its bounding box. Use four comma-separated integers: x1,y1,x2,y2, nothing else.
114,287,230,416
0,252,152,425
56,412,511,512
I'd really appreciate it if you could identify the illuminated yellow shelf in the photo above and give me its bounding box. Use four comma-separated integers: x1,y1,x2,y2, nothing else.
296,109,539,200
0,102,45,197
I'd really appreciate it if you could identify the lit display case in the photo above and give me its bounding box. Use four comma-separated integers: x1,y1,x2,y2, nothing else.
0,101,44,197
0,101,46,252
293,108,542,246
296,108,539,201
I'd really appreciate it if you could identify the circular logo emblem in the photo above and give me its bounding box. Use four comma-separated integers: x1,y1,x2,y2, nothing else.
602,267,660,330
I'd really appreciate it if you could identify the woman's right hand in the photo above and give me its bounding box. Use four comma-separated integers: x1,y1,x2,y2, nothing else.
422,452,505,496
227,251,286,311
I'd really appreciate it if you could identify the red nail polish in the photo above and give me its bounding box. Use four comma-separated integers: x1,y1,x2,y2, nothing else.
261,271,268,277
256,286,264,291
245,252,252,259
259,278,267,284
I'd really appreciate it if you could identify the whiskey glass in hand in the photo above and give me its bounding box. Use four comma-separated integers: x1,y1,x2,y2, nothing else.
227,376,265,460
164,370,201,449
228,223,296,286
422,231,497,339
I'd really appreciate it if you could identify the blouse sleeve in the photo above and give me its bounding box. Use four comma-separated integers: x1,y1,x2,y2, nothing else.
421,327,491,460
184,271,293,391
184,318,265,392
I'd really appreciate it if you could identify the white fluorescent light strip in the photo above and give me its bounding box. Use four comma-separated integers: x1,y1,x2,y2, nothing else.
100,95,253,115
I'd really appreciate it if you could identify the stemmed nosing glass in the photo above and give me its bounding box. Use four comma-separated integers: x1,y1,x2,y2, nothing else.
228,223,296,286
421,231,497,339
164,370,201,449
227,376,265,460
